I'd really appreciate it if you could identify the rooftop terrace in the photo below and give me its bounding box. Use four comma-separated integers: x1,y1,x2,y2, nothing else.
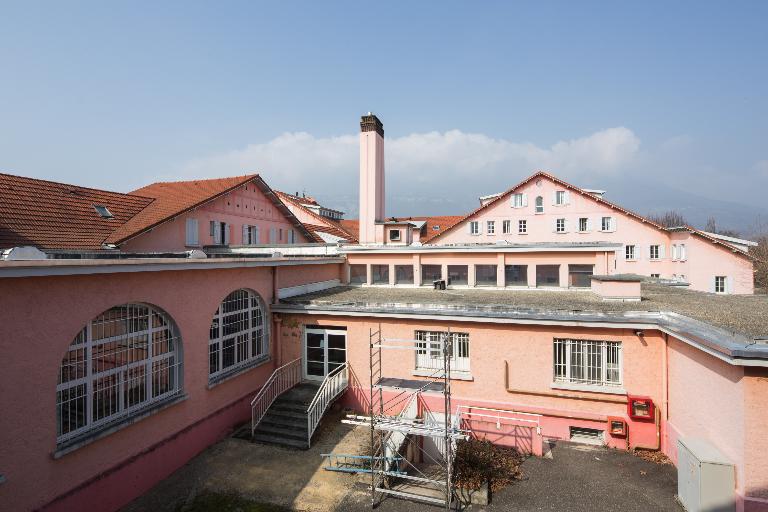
279,283,768,351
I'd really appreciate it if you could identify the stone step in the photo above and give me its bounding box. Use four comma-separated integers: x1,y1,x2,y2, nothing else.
255,423,308,441
271,402,309,413
265,408,307,421
252,432,309,450
259,416,308,432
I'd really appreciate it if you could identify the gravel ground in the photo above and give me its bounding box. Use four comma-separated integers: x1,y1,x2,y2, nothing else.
283,283,768,337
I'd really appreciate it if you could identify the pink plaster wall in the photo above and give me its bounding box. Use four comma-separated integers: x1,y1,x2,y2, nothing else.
430,175,753,293
743,368,768,509
0,264,315,512
591,279,642,300
277,262,344,289
359,130,385,244
278,314,664,451
121,183,309,252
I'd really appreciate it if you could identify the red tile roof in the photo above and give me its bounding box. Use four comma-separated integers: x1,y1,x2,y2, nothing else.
276,191,357,243
338,216,463,243
0,172,153,250
107,175,315,245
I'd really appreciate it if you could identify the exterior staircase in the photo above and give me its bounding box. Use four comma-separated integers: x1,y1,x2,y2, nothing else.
252,382,319,449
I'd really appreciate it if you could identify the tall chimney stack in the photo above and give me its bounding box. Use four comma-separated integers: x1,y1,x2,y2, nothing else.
359,113,385,244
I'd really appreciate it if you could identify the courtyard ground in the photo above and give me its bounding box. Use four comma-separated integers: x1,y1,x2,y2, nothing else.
123,412,679,512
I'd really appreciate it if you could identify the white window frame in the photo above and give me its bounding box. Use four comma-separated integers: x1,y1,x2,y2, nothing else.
208,289,269,382
553,338,622,388
518,219,527,234
512,193,526,208
502,220,511,234
556,218,566,233
469,221,480,235
625,245,636,260
671,244,679,261
578,217,589,233
415,331,470,374
555,190,568,206
56,304,183,446
389,229,402,241
535,196,544,214
649,245,660,260
714,276,727,294
487,220,495,235
679,244,687,261
185,218,199,246
601,216,614,232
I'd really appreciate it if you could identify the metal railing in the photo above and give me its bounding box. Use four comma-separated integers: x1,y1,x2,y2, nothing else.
306,362,348,444
250,357,302,437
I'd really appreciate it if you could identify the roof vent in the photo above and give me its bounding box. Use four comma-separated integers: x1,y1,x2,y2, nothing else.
93,205,114,218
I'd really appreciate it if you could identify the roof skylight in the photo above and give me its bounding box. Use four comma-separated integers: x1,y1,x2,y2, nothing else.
93,205,114,218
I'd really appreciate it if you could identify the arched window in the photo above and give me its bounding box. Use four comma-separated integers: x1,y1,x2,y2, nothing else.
56,304,182,445
209,289,268,380
535,196,544,214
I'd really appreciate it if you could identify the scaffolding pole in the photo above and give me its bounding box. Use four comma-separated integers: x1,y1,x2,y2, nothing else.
367,328,463,511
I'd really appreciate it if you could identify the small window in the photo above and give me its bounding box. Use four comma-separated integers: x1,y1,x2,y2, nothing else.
601,217,613,232
469,221,480,235
625,245,636,260
475,265,497,287
535,196,544,214
679,244,687,261
389,230,401,242
447,265,469,286
568,264,594,288
502,220,511,234
555,190,566,205
421,264,442,285
715,276,727,294
512,193,525,208
487,220,495,235
395,265,414,285
578,218,588,232
649,245,660,260
93,205,113,218
671,244,679,260
349,264,367,285
518,220,527,234
371,265,389,285
556,218,566,233
505,265,528,286
536,265,560,287
650,274,660,279
432,225,440,231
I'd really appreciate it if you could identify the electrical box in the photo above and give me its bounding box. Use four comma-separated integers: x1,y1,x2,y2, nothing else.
607,417,627,437
627,395,654,421
677,438,735,512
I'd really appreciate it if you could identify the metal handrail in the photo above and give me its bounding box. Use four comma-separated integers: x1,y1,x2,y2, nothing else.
250,357,302,436
306,362,348,444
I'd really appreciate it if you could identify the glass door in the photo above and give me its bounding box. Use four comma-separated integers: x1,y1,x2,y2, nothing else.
304,328,346,381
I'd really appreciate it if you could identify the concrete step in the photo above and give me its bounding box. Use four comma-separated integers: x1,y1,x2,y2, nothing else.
259,416,308,432
254,423,308,441
252,432,309,450
271,402,309,413
265,409,307,421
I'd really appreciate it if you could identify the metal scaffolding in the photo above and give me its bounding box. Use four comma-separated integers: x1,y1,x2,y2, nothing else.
347,327,467,510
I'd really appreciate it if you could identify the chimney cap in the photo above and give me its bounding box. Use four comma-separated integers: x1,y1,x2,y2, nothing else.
360,113,384,136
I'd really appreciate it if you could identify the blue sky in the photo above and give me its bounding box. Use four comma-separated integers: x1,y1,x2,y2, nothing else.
1,1,767,228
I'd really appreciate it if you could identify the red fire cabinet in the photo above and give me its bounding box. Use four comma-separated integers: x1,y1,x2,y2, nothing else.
627,395,655,421
607,417,627,437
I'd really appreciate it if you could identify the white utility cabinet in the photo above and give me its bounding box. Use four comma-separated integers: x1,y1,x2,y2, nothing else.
677,438,735,512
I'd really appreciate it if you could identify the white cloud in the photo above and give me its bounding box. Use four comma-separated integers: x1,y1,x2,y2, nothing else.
169,126,641,215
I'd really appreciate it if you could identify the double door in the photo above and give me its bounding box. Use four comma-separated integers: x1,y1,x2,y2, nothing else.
304,327,346,381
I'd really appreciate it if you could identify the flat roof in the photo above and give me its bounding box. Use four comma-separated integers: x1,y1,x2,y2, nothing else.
276,284,768,364
341,241,622,254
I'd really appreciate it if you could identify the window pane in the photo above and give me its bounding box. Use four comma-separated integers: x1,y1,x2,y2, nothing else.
421,265,442,284
447,265,468,286
395,265,414,285
568,264,594,288
536,265,560,287
349,264,367,284
475,265,497,286
371,265,389,284
505,265,528,286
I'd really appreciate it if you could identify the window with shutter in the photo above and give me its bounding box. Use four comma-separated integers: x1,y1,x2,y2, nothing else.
186,218,199,246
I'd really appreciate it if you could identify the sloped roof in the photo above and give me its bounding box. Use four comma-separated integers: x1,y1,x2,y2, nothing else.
427,170,749,257
0,172,153,250
275,190,357,243
107,175,315,245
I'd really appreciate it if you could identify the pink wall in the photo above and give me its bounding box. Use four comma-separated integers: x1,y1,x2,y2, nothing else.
430,175,753,293
0,264,321,512
122,183,309,252
359,129,385,244
278,314,664,451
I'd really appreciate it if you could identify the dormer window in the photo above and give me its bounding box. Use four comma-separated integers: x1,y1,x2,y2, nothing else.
389,230,401,242
93,205,113,218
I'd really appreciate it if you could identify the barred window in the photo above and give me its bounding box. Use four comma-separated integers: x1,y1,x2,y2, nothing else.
415,331,470,373
553,338,621,387
209,289,269,380
56,304,182,445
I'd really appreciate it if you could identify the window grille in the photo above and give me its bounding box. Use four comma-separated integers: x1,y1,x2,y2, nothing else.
209,289,268,380
553,338,621,387
518,220,527,233
487,221,495,234
415,331,470,373
56,304,182,445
